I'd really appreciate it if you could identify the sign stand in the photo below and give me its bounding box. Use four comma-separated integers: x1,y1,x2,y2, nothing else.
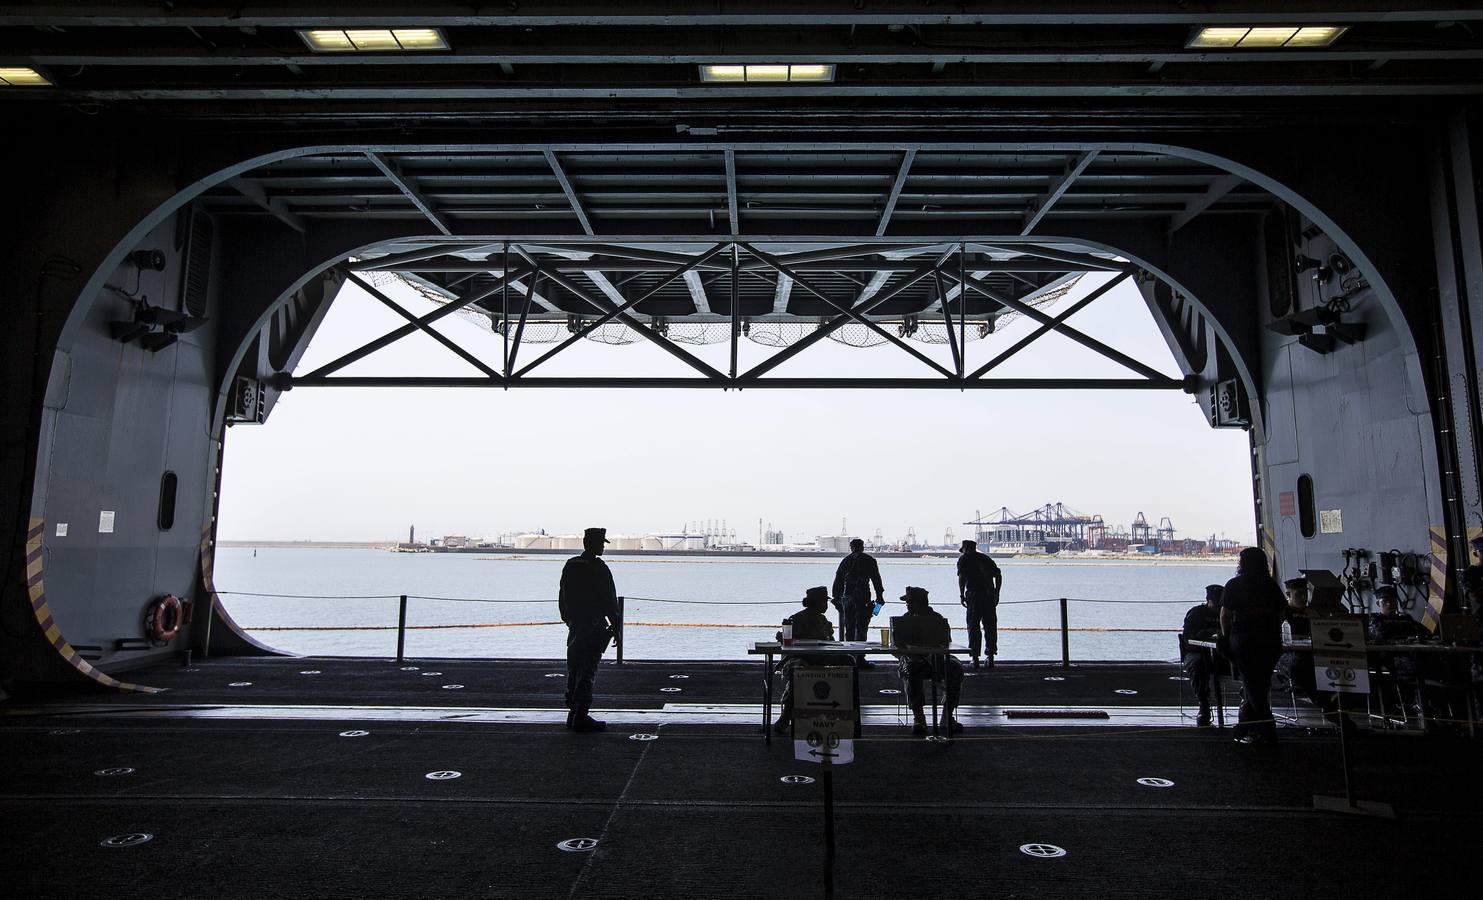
791,666,856,899
1309,617,1394,818
822,763,835,899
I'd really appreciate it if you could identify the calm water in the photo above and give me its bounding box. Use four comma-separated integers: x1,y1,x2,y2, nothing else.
215,548,1237,661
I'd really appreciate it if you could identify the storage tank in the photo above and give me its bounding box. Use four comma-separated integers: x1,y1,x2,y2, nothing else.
683,534,708,550
655,532,687,551
553,534,583,551
610,535,642,551
515,533,551,550
641,535,665,551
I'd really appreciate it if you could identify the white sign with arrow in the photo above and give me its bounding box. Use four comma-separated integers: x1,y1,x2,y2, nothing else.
791,667,856,712
1311,616,1369,694
1311,617,1365,652
794,716,855,765
792,667,857,765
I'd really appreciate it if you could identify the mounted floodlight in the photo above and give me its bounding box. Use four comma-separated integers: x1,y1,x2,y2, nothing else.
0,67,51,86
297,28,449,53
699,64,836,83
1187,26,1347,49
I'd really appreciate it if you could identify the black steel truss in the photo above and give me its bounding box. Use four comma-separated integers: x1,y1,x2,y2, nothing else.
288,240,1190,393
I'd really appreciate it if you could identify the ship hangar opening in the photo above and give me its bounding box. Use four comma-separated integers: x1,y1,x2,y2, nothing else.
2,5,1482,899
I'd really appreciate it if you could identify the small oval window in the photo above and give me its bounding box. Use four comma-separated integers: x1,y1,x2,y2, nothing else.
1297,474,1316,539
158,471,178,531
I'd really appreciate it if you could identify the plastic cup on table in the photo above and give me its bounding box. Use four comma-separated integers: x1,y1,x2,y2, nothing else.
781,623,794,647
880,627,891,647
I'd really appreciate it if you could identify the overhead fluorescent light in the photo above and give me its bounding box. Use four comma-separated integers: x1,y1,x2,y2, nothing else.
699,64,836,83
297,28,449,53
1186,26,1347,49
1286,26,1349,47
0,67,51,86
1238,27,1299,47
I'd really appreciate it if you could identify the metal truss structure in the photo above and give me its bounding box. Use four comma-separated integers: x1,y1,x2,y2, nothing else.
215,144,1260,393
288,239,1185,392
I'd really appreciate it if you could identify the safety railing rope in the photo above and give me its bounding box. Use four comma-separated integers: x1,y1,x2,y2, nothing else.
221,591,1194,668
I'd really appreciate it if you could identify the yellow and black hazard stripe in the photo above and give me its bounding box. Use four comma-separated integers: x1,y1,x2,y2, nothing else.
1424,525,1448,632
24,518,160,693
1259,524,1276,573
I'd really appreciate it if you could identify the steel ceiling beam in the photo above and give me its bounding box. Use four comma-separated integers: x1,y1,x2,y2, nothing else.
27,46,1483,67
1168,173,1247,233
544,150,595,236
13,3,1481,27
1021,150,1099,235
683,271,713,315
724,149,740,236
877,149,917,238
365,152,454,236
63,83,1483,101
225,176,305,234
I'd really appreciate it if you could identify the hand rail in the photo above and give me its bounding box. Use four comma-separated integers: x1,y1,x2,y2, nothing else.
221,591,1187,665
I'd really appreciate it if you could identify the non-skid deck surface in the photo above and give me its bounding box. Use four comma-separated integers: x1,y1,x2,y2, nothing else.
2,658,1475,898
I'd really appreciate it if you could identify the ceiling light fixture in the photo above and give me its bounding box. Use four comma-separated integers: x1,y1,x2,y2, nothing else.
0,67,52,86
1186,26,1347,49
297,28,449,53
699,64,836,83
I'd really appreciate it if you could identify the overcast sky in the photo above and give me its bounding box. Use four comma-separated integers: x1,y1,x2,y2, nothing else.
218,273,1256,545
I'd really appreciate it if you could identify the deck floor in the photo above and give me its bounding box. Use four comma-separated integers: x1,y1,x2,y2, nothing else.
1,657,1476,899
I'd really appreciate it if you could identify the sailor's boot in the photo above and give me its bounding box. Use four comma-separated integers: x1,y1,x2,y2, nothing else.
572,706,607,732
941,704,963,734
911,707,928,736
1196,703,1212,727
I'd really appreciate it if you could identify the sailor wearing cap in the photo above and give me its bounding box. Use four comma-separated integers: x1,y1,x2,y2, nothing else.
895,586,964,736
558,527,620,732
957,539,1003,669
771,586,837,734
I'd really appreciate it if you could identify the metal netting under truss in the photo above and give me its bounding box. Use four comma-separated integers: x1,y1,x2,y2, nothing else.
667,323,732,345
583,322,640,345
827,322,892,348
363,270,1085,351
745,321,819,347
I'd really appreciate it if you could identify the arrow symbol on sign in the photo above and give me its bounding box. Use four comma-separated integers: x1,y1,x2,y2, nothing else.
808,750,839,758
804,700,841,708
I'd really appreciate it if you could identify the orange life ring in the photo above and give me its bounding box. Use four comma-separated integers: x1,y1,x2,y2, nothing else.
146,594,183,645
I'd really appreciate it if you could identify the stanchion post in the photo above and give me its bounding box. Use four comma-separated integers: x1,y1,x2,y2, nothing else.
396,594,408,663
616,596,625,666
823,765,835,899
1338,691,1356,806
1059,598,1071,668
